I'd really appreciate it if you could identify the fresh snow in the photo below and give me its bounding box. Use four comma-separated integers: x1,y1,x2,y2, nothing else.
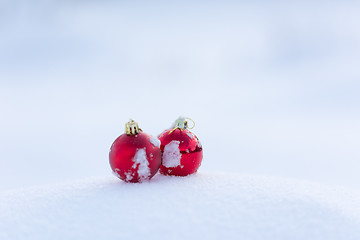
186,132,194,139
162,141,182,168
113,168,121,178
0,1,360,238
125,171,133,182
132,148,150,181
1,172,360,240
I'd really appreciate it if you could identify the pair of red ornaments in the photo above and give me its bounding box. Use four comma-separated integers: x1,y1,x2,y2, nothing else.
109,117,203,183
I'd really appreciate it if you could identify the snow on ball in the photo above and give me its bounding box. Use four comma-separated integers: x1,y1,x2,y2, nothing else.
162,140,182,168
109,132,161,183
158,129,203,176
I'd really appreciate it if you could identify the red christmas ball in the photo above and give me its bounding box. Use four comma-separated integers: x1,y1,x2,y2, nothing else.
109,120,161,183
158,118,203,176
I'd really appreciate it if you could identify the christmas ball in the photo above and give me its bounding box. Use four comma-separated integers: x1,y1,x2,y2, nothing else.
158,117,203,176
109,119,161,183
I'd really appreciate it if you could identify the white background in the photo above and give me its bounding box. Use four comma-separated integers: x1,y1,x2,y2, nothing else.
0,0,359,191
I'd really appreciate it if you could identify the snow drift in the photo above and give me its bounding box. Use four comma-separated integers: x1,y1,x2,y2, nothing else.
1,172,360,240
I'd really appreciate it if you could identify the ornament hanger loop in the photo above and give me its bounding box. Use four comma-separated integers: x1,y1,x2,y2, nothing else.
185,117,195,129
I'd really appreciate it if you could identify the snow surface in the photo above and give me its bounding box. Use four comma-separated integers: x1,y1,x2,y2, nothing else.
1,172,360,240
162,141,182,168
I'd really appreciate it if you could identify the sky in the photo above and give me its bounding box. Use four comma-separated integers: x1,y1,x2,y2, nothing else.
0,0,359,191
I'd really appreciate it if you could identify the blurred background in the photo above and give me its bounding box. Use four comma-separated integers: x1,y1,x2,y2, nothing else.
0,0,359,191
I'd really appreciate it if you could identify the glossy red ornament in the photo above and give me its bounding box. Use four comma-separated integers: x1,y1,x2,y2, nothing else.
158,118,203,176
109,120,161,183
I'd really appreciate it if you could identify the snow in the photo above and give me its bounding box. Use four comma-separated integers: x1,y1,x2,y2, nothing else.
125,171,133,182
0,1,360,237
149,136,160,148
132,148,150,181
113,168,121,178
186,132,194,139
162,141,182,168
0,172,360,240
